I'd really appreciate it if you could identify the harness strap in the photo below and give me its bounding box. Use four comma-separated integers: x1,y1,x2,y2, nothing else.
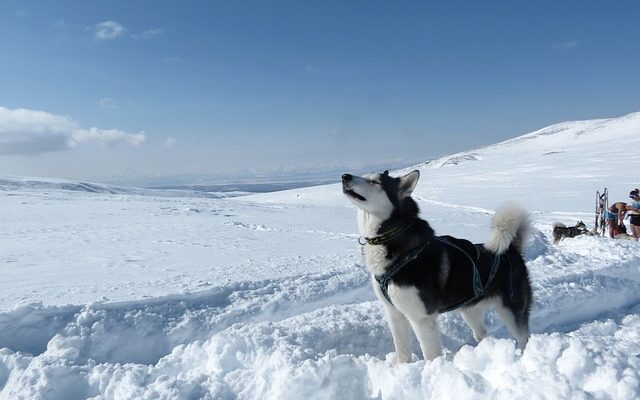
374,241,430,304
434,237,484,298
374,236,507,310
438,250,503,313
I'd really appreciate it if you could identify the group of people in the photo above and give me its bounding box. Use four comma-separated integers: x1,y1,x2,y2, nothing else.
607,188,640,240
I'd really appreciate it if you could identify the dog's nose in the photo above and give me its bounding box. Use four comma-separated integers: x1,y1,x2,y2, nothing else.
342,174,352,182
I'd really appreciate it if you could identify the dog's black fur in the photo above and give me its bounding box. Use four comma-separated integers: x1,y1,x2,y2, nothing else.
552,221,588,244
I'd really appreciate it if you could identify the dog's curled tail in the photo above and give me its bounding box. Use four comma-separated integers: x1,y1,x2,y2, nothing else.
552,222,566,229
484,204,531,255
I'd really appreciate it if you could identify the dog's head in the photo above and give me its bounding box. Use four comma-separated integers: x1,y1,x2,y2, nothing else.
576,221,587,232
341,170,420,219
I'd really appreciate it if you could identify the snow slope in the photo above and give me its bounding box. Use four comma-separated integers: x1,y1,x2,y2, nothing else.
1,112,639,399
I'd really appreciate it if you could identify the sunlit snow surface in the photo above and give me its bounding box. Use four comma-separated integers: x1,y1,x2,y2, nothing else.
1,113,640,399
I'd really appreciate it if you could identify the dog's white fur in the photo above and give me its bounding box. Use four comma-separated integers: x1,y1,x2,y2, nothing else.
485,204,530,255
375,283,441,363
355,172,419,277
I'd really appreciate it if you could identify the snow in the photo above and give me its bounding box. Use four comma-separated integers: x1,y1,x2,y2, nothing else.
1,112,640,399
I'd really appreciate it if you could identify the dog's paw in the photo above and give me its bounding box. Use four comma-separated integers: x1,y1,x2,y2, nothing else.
386,351,412,364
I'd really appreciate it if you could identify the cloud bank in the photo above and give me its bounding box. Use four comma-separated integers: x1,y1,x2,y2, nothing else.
0,107,145,156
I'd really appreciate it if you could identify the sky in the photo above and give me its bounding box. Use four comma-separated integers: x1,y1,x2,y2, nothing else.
1,1,640,186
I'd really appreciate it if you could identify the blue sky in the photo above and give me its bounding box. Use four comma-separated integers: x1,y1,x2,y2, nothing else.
1,1,639,185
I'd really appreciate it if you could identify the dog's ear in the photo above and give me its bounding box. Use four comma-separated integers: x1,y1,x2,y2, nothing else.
399,170,420,198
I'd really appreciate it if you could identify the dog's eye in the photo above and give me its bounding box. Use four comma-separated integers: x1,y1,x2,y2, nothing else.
370,180,381,185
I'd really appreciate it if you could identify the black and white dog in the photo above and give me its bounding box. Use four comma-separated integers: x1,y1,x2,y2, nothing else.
342,170,532,362
552,221,588,244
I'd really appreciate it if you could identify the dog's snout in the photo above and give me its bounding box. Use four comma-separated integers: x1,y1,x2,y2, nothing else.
342,174,352,182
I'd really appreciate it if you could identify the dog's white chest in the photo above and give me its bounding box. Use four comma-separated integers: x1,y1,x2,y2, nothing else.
356,209,394,276
362,245,390,276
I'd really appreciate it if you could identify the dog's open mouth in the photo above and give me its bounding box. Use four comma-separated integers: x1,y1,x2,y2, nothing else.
342,185,366,201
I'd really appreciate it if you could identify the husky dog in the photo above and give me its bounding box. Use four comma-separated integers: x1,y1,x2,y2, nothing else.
342,170,532,362
552,221,588,244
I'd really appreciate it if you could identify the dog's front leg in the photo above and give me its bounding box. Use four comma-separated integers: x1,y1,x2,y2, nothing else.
390,285,442,361
408,314,442,361
383,303,413,363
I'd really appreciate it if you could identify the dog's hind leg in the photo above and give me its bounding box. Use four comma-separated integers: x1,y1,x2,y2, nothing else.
383,303,413,363
495,300,530,350
460,298,492,343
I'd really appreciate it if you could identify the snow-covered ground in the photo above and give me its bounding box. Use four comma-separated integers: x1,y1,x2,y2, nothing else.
1,112,639,399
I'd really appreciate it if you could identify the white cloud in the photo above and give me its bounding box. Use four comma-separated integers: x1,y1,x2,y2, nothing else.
554,41,579,50
163,56,181,64
98,98,117,109
52,20,68,29
0,106,145,156
92,21,127,40
164,137,177,147
138,28,163,40
304,65,321,74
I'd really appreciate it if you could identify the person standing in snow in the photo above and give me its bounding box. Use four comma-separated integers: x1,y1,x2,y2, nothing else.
606,201,628,238
627,189,640,240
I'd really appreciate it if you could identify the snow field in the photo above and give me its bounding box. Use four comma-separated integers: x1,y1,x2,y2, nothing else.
1,206,639,399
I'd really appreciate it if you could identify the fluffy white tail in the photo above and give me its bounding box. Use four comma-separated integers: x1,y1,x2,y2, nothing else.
484,204,531,255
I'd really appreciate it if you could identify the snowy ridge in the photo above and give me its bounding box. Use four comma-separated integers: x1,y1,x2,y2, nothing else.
0,176,242,198
1,111,640,399
0,266,371,365
398,111,640,213
422,111,640,175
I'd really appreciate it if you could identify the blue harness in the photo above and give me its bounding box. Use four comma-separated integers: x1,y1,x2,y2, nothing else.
373,236,512,312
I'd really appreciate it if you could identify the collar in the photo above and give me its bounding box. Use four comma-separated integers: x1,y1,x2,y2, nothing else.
360,222,413,246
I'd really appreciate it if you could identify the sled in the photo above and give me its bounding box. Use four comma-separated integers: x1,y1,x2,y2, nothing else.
594,188,608,236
